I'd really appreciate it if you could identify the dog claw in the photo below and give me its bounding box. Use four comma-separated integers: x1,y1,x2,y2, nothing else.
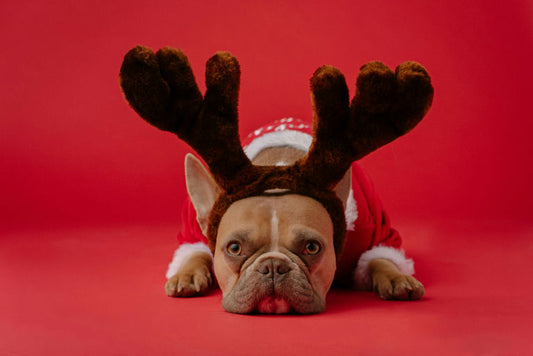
193,279,201,292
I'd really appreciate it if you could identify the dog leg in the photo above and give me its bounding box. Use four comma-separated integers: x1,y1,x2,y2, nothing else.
165,252,213,297
368,258,424,300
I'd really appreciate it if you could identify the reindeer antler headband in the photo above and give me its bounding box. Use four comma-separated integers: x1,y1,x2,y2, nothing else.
119,46,433,256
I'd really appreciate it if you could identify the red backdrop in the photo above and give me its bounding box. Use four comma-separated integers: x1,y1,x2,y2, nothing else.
1,1,532,354
2,0,531,229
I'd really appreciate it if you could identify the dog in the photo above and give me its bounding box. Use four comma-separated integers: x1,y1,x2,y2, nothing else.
164,118,425,314
119,46,433,314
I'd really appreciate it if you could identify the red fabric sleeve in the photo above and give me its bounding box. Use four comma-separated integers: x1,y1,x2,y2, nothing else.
352,163,402,250
334,163,403,284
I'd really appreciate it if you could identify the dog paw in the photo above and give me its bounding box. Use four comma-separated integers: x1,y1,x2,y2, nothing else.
372,273,425,301
165,266,212,297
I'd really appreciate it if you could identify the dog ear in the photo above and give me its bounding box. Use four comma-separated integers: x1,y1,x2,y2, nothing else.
334,167,352,210
185,153,222,235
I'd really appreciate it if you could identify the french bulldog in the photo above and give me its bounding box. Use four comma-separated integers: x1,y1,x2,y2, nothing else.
119,46,432,314
165,120,425,314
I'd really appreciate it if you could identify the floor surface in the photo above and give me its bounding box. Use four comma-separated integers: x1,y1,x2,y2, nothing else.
2,220,531,355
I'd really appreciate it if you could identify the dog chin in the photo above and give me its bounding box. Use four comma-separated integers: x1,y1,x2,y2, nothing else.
256,296,291,314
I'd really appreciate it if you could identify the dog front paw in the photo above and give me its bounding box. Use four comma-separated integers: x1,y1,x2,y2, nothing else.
372,273,425,300
165,265,212,297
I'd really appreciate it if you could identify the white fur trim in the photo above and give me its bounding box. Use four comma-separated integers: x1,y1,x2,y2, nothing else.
353,245,415,290
165,242,213,279
345,189,357,231
244,130,313,161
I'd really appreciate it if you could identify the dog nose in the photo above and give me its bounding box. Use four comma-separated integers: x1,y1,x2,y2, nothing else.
257,258,292,277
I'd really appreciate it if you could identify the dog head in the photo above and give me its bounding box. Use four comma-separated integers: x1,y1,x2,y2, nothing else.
185,149,353,313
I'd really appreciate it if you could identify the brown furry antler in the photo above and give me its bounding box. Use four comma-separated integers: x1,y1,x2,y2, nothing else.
119,46,433,256
300,61,433,190
119,46,259,192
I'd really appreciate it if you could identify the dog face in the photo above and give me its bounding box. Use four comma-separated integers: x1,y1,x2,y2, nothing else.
214,194,336,314
185,153,341,314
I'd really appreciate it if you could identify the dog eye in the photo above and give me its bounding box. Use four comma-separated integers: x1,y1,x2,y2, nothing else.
303,241,321,255
226,242,242,256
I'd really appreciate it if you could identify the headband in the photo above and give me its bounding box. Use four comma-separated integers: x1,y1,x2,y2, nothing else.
119,46,433,256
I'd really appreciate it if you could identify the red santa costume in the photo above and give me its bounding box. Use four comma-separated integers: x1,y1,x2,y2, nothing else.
166,118,415,289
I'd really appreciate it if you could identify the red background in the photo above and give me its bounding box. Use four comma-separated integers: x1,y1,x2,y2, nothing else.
1,0,532,354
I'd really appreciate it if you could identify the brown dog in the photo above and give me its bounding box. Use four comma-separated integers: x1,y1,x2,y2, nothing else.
119,46,433,314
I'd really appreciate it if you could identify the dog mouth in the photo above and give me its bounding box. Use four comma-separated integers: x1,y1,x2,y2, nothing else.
256,296,292,314
222,277,325,314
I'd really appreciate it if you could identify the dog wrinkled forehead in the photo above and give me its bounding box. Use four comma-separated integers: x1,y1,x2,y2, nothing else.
206,172,348,258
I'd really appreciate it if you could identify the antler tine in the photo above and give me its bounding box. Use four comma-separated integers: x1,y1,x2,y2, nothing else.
189,52,259,192
120,46,257,193
299,65,353,190
119,46,203,133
